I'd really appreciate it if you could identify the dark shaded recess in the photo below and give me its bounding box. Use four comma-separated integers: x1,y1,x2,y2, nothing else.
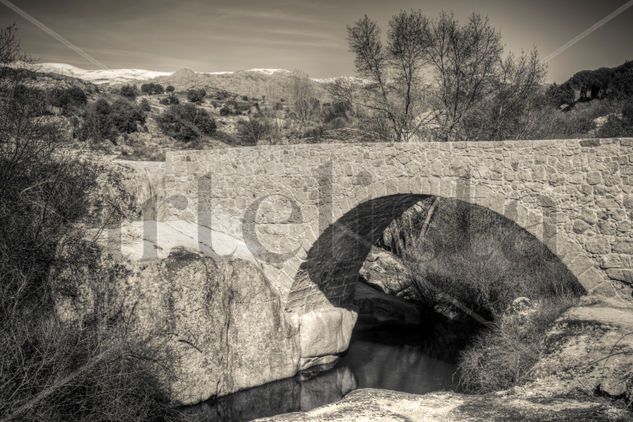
292,194,425,307
296,194,583,314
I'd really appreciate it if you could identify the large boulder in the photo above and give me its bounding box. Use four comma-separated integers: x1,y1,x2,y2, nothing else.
293,307,357,370
359,246,417,301
55,247,301,405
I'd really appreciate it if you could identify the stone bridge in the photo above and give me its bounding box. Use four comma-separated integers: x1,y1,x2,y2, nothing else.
162,139,633,314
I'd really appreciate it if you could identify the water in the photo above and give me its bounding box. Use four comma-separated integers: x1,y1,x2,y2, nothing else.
184,325,459,422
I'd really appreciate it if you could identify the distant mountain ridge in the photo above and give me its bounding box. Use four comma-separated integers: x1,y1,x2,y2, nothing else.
24,62,367,102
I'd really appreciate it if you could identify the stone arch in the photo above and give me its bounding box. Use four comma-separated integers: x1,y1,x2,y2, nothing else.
285,193,590,314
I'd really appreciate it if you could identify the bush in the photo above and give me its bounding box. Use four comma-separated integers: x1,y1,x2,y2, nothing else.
156,103,216,141
49,86,87,111
0,24,183,422
159,95,179,105
456,296,576,394
237,118,272,145
186,88,206,103
79,98,146,141
140,83,164,95
166,85,175,93
545,82,575,107
139,98,151,112
119,84,138,100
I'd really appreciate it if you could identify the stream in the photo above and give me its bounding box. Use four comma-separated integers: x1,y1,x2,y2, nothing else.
185,323,459,422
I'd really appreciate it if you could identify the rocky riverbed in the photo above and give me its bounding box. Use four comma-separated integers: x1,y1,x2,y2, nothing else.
259,295,633,421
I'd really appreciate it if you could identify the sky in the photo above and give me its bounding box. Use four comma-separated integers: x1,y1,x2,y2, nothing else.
1,0,632,82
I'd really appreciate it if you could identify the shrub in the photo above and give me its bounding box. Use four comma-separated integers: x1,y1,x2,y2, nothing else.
141,82,164,95
109,99,147,133
79,98,146,141
166,85,175,93
456,296,577,394
139,98,151,112
10,84,48,117
156,103,216,141
159,95,179,105
325,116,348,130
623,98,633,124
49,86,87,111
545,82,575,107
186,88,206,103
237,118,272,145
119,84,138,100
0,24,182,422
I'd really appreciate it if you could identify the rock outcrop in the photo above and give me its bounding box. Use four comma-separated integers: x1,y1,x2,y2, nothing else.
53,158,361,406
359,246,418,301
55,248,302,405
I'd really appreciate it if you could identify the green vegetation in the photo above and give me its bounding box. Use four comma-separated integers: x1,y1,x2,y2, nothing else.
156,103,216,141
345,11,544,141
379,198,583,394
159,94,179,105
119,84,139,100
186,88,206,103
456,296,577,394
49,86,87,112
78,98,147,141
141,82,164,95
236,117,273,145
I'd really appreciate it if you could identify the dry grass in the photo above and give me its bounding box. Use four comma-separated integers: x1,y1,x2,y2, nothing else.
380,198,584,394
455,296,578,394
0,27,185,421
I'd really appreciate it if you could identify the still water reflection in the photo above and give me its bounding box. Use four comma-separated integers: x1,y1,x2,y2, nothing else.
185,325,458,422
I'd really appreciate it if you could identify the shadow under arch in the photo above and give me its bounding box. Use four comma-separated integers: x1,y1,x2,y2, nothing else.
287,194,585,314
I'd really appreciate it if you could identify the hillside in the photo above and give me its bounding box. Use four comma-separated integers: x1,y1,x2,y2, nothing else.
27,62,341,103
150,68,331,102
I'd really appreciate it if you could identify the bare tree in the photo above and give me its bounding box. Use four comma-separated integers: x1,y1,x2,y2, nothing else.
426,13,502,140
464,50,546,140
289,69,315,124
346,11,545,142
347,12,431,142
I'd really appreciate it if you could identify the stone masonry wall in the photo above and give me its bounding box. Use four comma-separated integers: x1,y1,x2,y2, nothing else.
163,139,633,313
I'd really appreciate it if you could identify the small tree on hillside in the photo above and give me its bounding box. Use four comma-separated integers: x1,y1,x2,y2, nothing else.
545,82,576,107
166,85,175,93
141,83,164,95
289,70,315,124
119,84,138,100
156,103,216,141
236,118,272,145
186,88,206,103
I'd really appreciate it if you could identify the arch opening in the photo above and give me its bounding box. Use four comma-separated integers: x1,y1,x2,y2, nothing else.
286,194,585,399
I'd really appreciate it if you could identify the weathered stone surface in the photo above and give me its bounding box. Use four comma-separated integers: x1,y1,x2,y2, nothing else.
55,248,301,405
294,307,357,367
358,246,416,300
160,139,633,310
